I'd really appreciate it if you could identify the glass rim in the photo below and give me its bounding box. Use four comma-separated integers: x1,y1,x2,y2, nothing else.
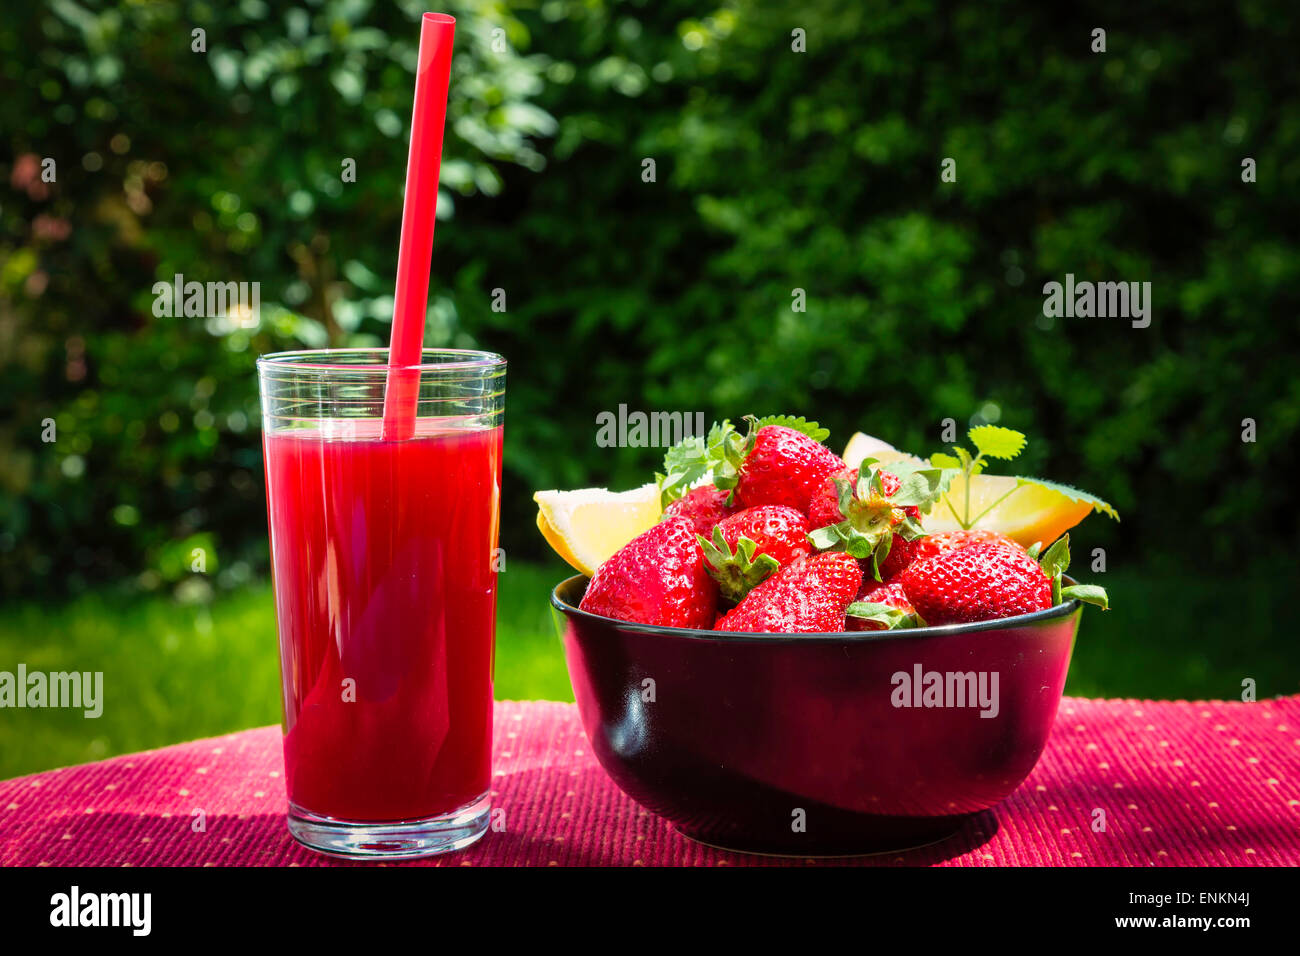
256,348,506,374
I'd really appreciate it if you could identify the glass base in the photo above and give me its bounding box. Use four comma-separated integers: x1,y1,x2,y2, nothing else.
287,791,490,860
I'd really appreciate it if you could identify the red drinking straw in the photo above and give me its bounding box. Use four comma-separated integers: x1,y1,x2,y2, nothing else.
382,13,456,441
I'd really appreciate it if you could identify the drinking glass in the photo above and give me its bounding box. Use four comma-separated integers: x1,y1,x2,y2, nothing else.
257,348,505,858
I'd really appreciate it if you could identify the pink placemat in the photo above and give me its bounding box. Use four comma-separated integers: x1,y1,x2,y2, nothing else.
2,698,1298,866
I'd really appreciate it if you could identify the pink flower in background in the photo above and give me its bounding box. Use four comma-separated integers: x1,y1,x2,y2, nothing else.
32,214,71,241
10,152,50,200
24,270,48,297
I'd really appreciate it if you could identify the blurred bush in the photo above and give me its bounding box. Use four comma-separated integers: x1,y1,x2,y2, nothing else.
0,0,553,594
2,0,1297,598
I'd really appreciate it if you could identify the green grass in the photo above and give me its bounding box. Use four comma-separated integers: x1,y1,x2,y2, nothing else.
0,559,575,780
0,561,1295,780
493,558,576,701
1063,565,1297,701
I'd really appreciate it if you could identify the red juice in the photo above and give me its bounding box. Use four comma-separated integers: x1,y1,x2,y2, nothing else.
263,421,502,822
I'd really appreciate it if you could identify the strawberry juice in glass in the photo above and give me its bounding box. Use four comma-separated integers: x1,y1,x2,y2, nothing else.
257,348,505,858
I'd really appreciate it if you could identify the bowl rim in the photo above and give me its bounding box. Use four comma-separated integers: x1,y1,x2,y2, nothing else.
550,573,1082,644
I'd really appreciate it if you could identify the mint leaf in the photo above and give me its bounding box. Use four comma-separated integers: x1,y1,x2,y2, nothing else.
929,452,961,470
968,425,1027,461
1015,477,1120,521
659,434,710,505
658,419,747,507
752,414,830,442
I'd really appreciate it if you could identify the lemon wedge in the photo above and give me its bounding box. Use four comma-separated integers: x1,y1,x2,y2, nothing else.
842,431,1103,549
534,484,662,577
842,431,924,469
923,473,1095,550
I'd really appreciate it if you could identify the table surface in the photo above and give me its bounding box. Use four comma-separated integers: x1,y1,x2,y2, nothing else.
2,697,1298,866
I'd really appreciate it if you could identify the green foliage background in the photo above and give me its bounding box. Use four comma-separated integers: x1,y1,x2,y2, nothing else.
1,2,1297,666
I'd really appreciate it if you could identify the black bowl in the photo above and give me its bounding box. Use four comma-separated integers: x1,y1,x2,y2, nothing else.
551,574,1082,856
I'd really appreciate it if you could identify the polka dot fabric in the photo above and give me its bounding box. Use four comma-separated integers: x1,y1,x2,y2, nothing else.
2,698,1298,866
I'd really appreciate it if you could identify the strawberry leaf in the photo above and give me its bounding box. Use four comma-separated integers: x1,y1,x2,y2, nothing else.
870,535,892,582
887,460,953,516
807,526,843,551
834,475,856,520
811,521,887,561
1039,534,1071,580
1061,584,1109,610
751,414,830,442
888,467,948,511
968,425,1027,461
698,529,780,603
897,514,926,540
1014,477,1120,521
842,530,882,560
845,601,918,630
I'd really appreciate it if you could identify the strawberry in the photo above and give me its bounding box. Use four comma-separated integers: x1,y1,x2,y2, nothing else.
657,415,840,514
715,551,862,633
807,467,918,529
698,505,812,603
662,484,735,536
898,542,1052,626
807,460,946,583
874,528,1022,581
875,534,924,580
580,516,718,629
735,425,845,512
807,465,926,580
846,579,917,632
907,529,1023,567
806,467,861,530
